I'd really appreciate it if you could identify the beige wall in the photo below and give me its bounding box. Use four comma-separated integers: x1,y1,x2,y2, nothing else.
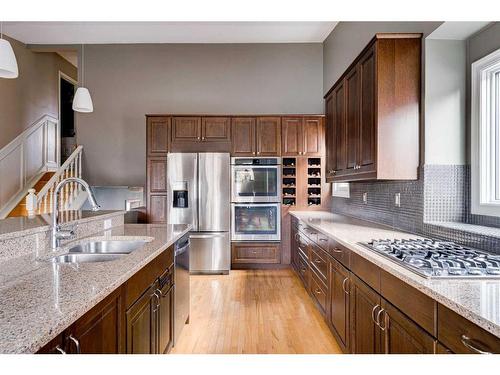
77,43,323,186
0,35,77,149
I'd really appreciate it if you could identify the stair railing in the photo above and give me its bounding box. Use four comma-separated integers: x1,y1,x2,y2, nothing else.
26,145,83,216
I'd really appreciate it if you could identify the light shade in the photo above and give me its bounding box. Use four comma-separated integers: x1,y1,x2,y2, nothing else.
72,87,94,113
0,38,19,78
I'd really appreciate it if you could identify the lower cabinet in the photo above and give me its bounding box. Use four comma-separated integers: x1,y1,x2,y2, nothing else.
157,279,174,354
231,242,281,267
328,259,350,352
126,283,158,354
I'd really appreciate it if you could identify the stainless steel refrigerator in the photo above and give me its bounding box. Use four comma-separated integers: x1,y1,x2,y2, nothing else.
167,153,230,274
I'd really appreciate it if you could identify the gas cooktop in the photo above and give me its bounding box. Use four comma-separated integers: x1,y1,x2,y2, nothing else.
361,238,500,279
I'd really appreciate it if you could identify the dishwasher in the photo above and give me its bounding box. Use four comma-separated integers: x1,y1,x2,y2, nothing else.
174,233,190,346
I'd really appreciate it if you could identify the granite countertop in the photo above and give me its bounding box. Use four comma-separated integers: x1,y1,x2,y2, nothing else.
0,223,191,354
0,210,126,240
290,211,500,339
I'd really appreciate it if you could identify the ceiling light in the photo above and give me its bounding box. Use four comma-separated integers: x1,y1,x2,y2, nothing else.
0,22,19,79
72,44,93,113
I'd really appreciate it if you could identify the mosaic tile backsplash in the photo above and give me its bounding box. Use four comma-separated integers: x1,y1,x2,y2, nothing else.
331,164,500,254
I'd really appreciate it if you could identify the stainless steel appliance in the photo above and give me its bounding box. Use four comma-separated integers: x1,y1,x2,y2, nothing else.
362,238,500,278
231,157,281,203
167,153,230,274
231,203,281,241
174,233,190,346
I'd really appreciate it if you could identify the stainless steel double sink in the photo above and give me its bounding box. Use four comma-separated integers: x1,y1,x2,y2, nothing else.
49,240,147,264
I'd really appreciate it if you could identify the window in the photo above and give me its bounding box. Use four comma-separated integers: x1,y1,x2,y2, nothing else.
471,47,500,216
332,183,350,198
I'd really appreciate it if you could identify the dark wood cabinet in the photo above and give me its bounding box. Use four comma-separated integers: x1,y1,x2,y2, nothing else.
68,289,123,354
231,242,281,266
148,194,168,224
349,274,382,353
256,117,281,156
201,117,231,142
126,283,158,354
282,117,303,156
157,282,174,354
303,117,323,156
171,117,201,143
324,34,421,182
380,299,434,354
147,117,170,156
329,258,350,352
231,117,256,156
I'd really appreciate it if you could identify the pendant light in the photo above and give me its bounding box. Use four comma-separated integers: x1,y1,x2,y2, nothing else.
0,22,19,79
72,44,94,113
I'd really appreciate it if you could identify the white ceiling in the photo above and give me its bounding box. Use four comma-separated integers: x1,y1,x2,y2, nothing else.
4,22,338,44
427,21,491,40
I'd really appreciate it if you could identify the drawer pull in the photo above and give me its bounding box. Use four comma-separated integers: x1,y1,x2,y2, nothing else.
314,259,322,264
342,277,350,295
315,288,322,295
371,304,381,325
332,248,343,253
319,238,328,242
376,308,386,331
460,335,492,354
55,345,66,354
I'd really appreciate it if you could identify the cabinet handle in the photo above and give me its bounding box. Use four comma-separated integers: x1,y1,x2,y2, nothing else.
342,277,349,295
319,238,328,242
68,334,81,354
371,304,381,326
314,258,322,264
460,335,492,354
332,248,343,253
257,151,260,155
152,291,160,312
197,137,200,140
315,288,322,295
376,308,386,331
55,345,66,354
202,136,205,140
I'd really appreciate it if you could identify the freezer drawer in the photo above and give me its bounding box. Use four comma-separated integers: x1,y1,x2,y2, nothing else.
189,232,230,274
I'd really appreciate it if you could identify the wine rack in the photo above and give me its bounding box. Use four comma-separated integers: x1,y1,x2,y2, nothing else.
282,158,296,206
307,158,322,206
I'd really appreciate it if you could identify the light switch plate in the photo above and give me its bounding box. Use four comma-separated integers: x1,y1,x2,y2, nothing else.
394,193,401,207
363,192,368,204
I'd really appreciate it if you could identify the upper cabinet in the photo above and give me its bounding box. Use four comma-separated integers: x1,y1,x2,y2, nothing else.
324,34,422,182
282,116,324,156
170,116,231,152
232,116,281,156
147,117,170,156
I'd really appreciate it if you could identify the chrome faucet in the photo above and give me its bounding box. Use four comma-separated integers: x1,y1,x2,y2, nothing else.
51,177,100,250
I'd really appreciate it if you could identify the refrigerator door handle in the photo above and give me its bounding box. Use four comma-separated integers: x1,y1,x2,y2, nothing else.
190,233,228,239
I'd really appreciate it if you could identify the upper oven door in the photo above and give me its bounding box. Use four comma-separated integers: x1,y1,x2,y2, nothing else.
231,165,281,203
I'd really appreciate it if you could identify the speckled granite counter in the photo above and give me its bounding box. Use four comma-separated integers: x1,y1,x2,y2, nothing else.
290,211,500,339
0,223,191,353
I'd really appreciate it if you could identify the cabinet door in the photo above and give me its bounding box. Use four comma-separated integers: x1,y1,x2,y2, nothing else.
231,242,281,264
329,259,350,352
67,289,123,354
231,117,256,156
282,117,304,156
291,226,299,270
359,46,376,171
147,117,170,156
349,275,382,354
157,284,174,354
256,117,281,156
126,284,158,354
325,93,336,180
171,117,201,143
303,117,323,156
201,117,231,142
334,82,347,173
148,194,168,224
147,158,167,193
380,299,435,354
345,67,360,172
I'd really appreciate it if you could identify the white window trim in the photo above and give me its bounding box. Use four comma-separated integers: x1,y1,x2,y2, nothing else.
471,47,500,217
332,182,350,198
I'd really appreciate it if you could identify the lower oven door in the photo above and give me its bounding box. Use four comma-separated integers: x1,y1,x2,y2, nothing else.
231,203,281,241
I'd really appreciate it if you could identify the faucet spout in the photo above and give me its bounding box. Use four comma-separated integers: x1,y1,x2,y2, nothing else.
51,177,100,250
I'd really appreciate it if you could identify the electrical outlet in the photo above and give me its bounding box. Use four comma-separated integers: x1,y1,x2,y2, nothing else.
394,193,401,207
362,192,368,204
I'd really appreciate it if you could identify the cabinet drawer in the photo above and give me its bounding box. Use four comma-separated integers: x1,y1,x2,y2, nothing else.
302,226,318,243
309,244,328,283
329,238,350,268
350,251,380,292
438,304,500,354
231,243,280,264
316,231,330,251
297,252,309,285
309,270,327,314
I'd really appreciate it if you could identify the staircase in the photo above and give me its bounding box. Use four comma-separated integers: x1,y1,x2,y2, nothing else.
6,146,84,218
7,172,55,217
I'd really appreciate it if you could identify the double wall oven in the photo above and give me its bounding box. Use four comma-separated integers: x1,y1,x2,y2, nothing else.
231,157,281,242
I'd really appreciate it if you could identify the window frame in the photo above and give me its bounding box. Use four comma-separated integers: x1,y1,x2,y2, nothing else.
471,47,500,217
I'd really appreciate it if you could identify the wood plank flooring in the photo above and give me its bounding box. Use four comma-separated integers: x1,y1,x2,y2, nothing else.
171,269,342,354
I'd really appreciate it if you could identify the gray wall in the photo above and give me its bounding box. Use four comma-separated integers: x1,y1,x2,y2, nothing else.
425,39,466,165
0,36,77,149
77,43,324,186
322,21,442,94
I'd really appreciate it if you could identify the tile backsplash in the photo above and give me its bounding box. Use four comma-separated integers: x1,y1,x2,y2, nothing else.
331,164,500,254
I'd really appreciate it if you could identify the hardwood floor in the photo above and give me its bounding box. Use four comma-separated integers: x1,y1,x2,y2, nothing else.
171,269,342,354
